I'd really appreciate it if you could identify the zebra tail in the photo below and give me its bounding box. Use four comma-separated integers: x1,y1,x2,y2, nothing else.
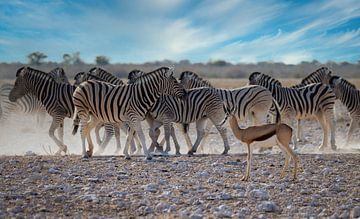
72,113,80,135
272,99,281,124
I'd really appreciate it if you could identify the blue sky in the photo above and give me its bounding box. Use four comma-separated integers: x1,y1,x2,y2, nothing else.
0,0,359,64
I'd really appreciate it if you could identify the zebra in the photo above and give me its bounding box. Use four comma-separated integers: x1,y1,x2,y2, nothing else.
74,71,141,155
329,76,359,146
72,67,186,159
248,72,337,150
179,71,279,151
290,67,332,141
128,70,230,154
0,67,69,125
9,67,76,155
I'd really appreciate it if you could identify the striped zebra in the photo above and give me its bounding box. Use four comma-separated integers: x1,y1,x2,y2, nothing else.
249,72,337,150
128,70,230,154
0,67,69,125
72,67,186,159
179,71,279,151
74,71,140,155
8,67,75,155
329,76,359,146
290,67,332,141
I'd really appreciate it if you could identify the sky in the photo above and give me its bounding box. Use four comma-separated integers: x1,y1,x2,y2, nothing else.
0,0,359,64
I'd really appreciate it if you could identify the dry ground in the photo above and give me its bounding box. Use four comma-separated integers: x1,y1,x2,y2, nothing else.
1,154,360,218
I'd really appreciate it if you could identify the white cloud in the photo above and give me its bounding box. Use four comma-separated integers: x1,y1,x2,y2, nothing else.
276,52,312,64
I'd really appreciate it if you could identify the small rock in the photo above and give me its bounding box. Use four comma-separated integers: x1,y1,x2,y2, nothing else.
249,189,269,200
197,171,210,178
214,204,232,218
48,167,60,174
25,151,37,156
352,206,360,218
257,201,280,213
189,213,203,219
339,210,350,219
117,175,129,180
155,202,170,212
142,183,158,193
88,177,102,183
219,193,232,200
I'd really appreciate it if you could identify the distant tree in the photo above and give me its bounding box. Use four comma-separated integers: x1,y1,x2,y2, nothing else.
178,59,191,65
95,56,110,65
208,59,228,66
62,53,72,64
27,52,47,65
72,52,84,65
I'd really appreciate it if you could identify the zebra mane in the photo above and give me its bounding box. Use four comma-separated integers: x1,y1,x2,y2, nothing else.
179,71,213,87
300,67,330,84
330,76,356,89
131,67,171,85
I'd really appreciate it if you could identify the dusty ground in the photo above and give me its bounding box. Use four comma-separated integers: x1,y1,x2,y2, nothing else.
1,154,360,218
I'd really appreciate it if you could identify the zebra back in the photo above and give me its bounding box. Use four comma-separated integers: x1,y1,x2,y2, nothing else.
89,67,124,85
291,67,332,88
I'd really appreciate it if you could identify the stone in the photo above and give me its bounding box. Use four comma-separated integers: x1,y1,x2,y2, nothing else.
48,167,60,174
142,183,158,193
249,189,269,200
351,206,360,218
257,201,280,213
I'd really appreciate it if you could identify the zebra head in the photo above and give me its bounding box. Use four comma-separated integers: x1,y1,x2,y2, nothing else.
329,75,356,99
127,69,145,84
48,67,69,84
248,72,282,89
179,71,212,89
9,67,29,102
162,67,187,99
73,72,86,86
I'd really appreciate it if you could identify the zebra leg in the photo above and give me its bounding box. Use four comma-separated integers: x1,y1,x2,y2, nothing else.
188,118,207,155
84,117,100,157
133,121,152,160
113,124,122,155
94,123,104,146
317,112,329,151
296,119,305,142
214,125,230,155
163,122,172,154
119,123,136,154
123,129,135,159
170,125,181,155
328,112,336,150
197,120,212,153
57,121,67,154
345,119,357,146
181,123,193,152
94,124,114,155
49,118,67,155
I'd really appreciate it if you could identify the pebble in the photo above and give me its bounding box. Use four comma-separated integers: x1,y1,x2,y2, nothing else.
249,189,269,200
155,202,171,212
48,167,61,174
352,206,360,218
257,201,280,213
197,171,210,178
142,183,159,193
24,151,37,156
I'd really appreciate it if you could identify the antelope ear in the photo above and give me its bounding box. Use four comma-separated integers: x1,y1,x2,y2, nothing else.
16,66,26,77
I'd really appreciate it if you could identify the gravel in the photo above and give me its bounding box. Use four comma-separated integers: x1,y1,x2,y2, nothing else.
0,153,359,217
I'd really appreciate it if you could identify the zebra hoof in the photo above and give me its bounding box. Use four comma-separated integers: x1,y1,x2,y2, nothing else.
146,156,152,161
331,145,337,151
125,156,131,160
221,150,229,155
82,154,90,159
187,151,194,156
176,152,181,156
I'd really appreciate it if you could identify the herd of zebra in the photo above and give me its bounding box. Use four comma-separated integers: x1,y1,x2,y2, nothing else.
0,66,359,160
